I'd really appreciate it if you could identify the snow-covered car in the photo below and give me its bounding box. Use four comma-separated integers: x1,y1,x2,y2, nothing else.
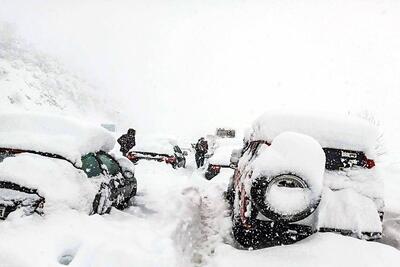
127,137,187,169
227,111,384,249
0,112,137,220
216,128,236,138
204,138,242,180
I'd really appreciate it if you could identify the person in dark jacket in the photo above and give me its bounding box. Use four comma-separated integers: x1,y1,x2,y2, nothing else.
118,128,136,156
195,137,208,168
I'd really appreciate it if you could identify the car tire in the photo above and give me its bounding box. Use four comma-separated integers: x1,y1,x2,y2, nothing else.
225,179,235,210
232,212,314,249
92,183,112,214
250,174,321,223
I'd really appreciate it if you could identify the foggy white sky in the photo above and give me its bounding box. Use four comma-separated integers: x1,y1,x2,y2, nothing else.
1,0,400,140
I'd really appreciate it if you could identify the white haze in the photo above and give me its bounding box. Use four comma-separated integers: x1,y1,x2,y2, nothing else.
1,0,400,145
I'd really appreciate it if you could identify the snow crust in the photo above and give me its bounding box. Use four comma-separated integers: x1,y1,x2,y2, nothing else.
0,112,115,166
250,110,380,156
0,153,99,213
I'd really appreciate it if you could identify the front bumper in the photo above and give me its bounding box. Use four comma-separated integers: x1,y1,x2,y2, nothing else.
0,182,44,220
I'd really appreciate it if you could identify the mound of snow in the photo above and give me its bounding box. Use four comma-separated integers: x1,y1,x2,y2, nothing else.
248,131,326,204
266,185,313,216
0,112,115,166
0,153,99,213
209,138,243,165
317,187,382,233
250,110,380,156
209,233,400,267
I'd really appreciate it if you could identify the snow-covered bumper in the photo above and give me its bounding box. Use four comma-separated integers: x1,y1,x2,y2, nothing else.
0,181,44,220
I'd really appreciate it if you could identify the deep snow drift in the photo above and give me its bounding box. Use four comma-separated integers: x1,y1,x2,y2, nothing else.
1,153,400,267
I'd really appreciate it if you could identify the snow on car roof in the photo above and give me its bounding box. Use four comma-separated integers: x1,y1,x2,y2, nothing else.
250,110,379,155
131,135,178,155
0,112,115,166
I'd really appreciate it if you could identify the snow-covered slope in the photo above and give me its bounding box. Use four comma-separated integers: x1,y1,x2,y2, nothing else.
0,24,114,123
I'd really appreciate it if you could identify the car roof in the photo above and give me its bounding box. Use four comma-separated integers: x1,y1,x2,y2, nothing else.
0,112,115,167
249,110,379,156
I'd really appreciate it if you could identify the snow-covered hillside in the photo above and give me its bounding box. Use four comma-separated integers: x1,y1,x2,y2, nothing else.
0,24,114,123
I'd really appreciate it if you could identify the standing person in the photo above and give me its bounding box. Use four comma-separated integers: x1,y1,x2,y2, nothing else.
195,137,208,168
118,128,136,156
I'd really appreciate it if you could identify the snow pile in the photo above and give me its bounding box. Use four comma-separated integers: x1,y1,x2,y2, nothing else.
317,168,384,233
0,160,193,267
208,233,400,267
248,132,326,204
0,153,99,214
266,186,312,217
0,23,115,122
317,188,382,233
250,110,380,156
208,138,243,166
0,112,115,166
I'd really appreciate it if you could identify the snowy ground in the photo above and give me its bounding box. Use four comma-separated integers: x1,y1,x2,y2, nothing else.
1,151,400,267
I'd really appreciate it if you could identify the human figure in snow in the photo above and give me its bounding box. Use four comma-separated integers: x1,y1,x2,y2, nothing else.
118,128,136,156
195,137,208,168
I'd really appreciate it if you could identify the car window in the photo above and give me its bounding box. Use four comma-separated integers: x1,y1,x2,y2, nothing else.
97,153,120,177
174,146,182,153
81,153,103,178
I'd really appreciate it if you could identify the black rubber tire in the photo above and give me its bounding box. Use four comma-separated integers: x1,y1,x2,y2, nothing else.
232,215,314,249
250,174,320,223
92,183,112,215
225,178,235,210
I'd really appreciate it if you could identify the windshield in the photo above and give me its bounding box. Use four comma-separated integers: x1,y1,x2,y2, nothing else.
174,146,182,154
81,153,103,178
97,153,120,177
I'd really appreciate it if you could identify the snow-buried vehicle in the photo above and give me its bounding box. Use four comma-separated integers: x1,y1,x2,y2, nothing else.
227,111,384,249
127,137,186,169
0,112,137,220
204,137,242,180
